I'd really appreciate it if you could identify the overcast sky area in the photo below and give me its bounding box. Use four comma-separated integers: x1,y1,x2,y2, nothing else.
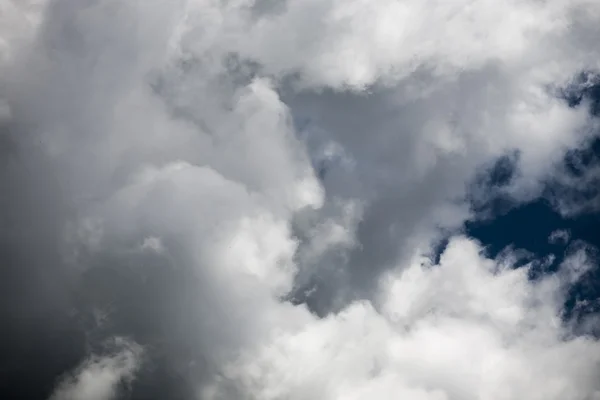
1,1,600,399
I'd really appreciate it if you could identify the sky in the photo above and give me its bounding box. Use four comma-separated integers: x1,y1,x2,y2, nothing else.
0,1,600,399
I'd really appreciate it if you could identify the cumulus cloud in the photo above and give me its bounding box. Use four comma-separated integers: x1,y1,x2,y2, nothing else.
0,0,599,399
204,238,600,400
49,338,141,400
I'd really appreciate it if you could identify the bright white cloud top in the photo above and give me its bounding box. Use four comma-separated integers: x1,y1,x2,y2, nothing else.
0,1,599,399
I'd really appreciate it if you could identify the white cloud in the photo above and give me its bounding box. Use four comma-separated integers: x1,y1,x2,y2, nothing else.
0,0,598,399
549,229,571,245
205,238,600,400
49,338,141,400
548,141,600,216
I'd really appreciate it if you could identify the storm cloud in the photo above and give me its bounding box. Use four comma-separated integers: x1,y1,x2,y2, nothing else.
1,0,599,399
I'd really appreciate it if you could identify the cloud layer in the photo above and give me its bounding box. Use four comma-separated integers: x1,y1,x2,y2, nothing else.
0,0,599,399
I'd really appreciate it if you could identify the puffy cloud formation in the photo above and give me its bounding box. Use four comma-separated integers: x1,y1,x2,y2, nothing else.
206,238,600,400
49,339,141,400
0,0,599,399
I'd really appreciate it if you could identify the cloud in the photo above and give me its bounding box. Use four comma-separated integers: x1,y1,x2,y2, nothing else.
550,229,571,245
547,137,600,216
0,0,599,399
204,238,600,400
49,338,141,400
